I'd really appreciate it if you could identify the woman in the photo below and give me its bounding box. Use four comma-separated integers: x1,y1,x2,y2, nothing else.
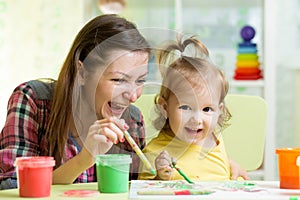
0,14,150,189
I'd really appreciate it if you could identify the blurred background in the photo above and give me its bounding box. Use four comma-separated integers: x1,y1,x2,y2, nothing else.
0,0,300,181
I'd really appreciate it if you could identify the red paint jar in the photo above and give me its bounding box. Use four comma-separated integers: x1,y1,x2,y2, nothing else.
14,156,55,197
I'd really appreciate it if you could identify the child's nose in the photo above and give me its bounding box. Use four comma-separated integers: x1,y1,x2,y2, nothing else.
191,111,204,123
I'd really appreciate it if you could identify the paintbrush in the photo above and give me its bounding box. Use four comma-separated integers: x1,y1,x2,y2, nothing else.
123,129,156,175
171,161,194,184
113,117,156,175
138,189,213,195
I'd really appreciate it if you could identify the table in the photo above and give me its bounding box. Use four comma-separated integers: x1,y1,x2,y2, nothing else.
0,181,300,200
130,180,300,200
0,182,125,200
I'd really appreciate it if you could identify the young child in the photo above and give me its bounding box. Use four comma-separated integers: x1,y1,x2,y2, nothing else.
138,35,234,181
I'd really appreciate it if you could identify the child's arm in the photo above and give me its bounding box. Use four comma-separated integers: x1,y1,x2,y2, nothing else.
154,150,174,180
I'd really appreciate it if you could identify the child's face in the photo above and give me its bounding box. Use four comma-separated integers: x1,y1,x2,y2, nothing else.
165,85,223,145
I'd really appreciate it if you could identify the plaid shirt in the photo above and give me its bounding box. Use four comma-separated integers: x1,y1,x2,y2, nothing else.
0,80,146,190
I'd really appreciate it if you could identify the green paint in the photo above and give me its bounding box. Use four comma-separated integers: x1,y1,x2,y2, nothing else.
95,154,132,193
150,169,156,175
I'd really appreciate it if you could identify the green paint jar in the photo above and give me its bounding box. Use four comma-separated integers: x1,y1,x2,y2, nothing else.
95,154,132,193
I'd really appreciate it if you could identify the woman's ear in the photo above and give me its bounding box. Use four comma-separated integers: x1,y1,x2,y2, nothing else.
77,60,86,86
157,96,168,119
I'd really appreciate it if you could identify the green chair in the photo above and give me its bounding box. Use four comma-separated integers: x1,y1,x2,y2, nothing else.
133,93,267,172
222,94,267,171
133,93,159,144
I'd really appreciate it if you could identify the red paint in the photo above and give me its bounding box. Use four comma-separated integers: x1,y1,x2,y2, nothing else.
15,156,55,197
174,190,191,195
63,190,100,197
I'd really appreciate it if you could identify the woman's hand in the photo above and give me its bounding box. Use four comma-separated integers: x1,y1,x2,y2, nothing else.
82,117,126,157
229,159,250,180
155,150,174,180
53,117,127,184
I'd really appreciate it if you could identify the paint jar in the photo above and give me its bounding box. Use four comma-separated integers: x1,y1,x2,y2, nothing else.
95,154,132,193
276,148,300,189
14,156,55,197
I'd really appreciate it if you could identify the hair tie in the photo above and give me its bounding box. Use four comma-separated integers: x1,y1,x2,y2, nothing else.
181,51,188,57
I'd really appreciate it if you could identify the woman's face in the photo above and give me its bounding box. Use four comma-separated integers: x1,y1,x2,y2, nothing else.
95,51,149,119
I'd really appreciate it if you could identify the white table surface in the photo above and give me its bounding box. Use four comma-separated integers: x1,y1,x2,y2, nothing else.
0,181,299,200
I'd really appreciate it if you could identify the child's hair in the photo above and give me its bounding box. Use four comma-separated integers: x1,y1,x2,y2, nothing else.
153,34,231,134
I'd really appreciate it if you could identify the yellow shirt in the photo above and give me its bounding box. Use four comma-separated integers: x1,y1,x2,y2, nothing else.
138,131,230,181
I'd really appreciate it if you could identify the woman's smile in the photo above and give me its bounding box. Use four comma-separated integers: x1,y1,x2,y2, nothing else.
108,101,127,116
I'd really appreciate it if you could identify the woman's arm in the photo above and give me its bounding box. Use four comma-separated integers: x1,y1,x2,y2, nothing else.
53,118,125,184
0,84,42,189
52,147,94,184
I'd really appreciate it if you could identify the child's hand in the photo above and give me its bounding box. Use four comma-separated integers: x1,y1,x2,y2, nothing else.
155,150,173,180
229,159,250,180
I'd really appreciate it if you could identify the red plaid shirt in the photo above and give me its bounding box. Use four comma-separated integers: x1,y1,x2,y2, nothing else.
0,80,146,189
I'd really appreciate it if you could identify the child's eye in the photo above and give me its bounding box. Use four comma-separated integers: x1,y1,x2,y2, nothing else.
203,107,213,112
178,105,191,110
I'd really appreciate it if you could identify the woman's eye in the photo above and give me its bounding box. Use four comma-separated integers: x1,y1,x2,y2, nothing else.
203,107,213,112
112,79,126,84
136,79,146,86
179,105,191,110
